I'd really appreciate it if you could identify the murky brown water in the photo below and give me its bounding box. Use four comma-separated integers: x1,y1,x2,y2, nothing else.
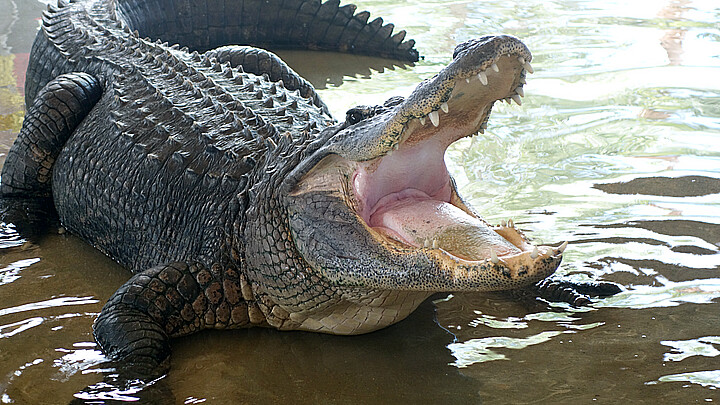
1,0,720,403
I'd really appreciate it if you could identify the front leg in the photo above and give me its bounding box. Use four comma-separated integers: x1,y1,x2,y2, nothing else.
532,277,624,306
93,261,257,376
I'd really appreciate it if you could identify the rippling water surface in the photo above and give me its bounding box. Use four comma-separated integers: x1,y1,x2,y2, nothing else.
1,0,719,403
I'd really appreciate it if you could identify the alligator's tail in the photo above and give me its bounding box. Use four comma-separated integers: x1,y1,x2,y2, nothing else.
25,0,418,108
116,0,418,61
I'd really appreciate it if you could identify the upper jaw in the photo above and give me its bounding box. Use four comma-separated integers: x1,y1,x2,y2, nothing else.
320,35,532,165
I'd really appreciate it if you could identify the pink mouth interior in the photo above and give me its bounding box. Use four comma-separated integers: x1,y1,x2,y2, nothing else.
352,133,520,260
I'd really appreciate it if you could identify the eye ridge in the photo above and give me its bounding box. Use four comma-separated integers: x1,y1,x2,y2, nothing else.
346,110,365,125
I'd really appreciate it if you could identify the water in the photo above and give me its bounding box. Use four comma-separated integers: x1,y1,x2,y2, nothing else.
1,0,719,403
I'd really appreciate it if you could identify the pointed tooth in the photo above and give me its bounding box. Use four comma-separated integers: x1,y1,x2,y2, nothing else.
508,218,514,228
429,111,439,127
490,250,499,264
558,241,568,253
516,87,524,97
531,246,539,259
465,77,471,83
491,63,499,72
423,238,430,248
520,77,526,85
386,149,393,157
420,116,426,126
478,128,485,134
478,71,488,85
432,238,438,248
394,143,399,150
501,220,507,227
524,61,534,74
440,102,449,113
518,57,526,65
511,95,522,106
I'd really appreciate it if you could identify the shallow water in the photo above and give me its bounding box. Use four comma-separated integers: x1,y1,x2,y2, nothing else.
1,0,720,403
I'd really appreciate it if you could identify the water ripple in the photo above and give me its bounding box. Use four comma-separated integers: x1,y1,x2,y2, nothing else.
0,296,99,317
0,258,39,286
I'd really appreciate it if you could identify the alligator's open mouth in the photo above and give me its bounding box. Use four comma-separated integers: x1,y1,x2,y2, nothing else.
354,38,565,266
287,35,564,292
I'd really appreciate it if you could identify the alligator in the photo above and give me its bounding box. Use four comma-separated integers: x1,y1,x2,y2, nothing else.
1,0,619,378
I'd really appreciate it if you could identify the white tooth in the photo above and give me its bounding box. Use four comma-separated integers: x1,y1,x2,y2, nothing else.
558,241,568,253
386,149,393,157
394,143,399,150
516,87,524,97
501,220,507,227
424,238,430,248
429,111,439,127
490,250,499,264
511,95,522,106
518,57,526,65
478,71,488,85
432,238,438,248
508,218,514,228
465,77,471,83
531,246,539,259
478,128,485,134
491,63,499,72
420,116,426,125
440,102,449,113
524,61,534,74
520,77,526,84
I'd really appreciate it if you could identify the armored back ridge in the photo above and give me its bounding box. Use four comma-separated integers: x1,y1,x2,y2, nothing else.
1,0,620,385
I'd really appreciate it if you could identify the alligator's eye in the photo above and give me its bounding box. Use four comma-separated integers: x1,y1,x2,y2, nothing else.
346,110,365,125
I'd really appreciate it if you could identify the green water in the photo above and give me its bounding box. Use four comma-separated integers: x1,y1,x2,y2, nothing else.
1,0,720,403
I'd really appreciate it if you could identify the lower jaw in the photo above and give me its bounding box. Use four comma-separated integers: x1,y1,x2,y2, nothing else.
367,192,521,261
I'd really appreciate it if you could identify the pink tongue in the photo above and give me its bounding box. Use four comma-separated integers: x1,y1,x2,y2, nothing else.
369,192,520,260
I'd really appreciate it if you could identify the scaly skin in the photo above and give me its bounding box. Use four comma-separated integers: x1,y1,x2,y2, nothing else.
0,0,585,376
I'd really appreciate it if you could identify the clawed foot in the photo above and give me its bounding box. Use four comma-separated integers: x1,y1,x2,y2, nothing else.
532,278,623,306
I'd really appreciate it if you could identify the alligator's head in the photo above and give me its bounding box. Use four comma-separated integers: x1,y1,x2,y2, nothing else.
260,35,564,334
